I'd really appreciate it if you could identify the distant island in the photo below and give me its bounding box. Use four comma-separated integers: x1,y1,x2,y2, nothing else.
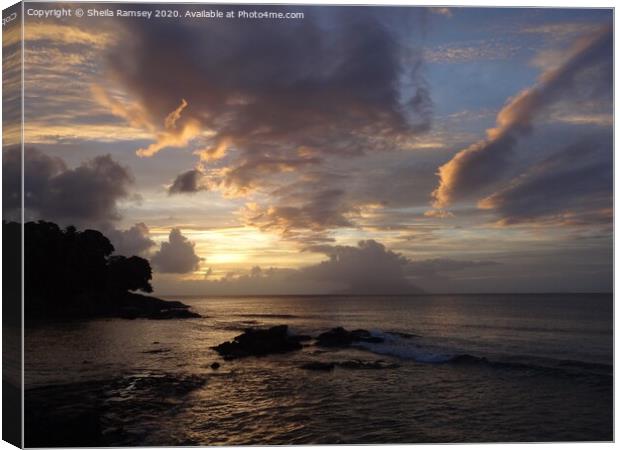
4,221,200,322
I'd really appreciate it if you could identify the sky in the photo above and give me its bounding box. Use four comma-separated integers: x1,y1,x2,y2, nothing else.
3,3,613,295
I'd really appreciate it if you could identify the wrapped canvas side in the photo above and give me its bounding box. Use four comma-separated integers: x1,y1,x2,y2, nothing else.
2,2,23,448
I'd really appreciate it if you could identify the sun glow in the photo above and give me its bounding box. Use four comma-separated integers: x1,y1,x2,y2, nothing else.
150,225,323,274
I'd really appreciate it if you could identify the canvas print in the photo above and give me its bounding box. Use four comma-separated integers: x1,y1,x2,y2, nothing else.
2,1,613,446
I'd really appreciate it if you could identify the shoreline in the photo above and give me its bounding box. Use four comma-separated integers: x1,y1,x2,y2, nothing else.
25,292,202,323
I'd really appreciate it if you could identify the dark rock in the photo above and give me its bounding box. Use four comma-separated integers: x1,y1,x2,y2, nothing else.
212,325,303,359
316,327,384,347
142,348,171,354
118,306,139,320
114,293,201,320
351,329,384,344
289,334,313,343
210,362,220,370
300,362,336,371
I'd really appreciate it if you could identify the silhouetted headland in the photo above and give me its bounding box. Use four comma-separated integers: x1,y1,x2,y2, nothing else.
4,221,201,322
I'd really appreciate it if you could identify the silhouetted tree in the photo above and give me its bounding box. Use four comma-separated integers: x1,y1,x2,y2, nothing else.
17,221,155,319
107,255,153,294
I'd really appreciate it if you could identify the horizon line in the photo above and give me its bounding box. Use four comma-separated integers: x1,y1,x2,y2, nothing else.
158,292,614,298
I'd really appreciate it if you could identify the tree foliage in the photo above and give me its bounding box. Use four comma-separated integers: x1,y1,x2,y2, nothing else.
18,221,153,317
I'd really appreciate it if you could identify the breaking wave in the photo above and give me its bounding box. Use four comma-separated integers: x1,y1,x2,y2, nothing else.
356,331,612,377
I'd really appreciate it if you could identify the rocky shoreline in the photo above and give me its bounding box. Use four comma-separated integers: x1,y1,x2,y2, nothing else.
26,292,202,323
116,292,202,320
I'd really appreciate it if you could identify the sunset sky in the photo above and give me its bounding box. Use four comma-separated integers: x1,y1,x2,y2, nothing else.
5,4,613,295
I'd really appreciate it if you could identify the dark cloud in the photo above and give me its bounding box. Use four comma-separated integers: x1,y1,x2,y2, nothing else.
3,146,133,226
3,147,158,259
407,258,499,276
151,228,202,274
103,222,157,257
431,26,612,209
103,7,431,193
168,169,207,195
302,240,423,294
478,134,612,226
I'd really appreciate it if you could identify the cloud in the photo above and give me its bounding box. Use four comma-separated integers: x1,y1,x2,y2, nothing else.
102,7,431,193
164,98,188,129
168,169,208,195
151,228,202,274
136,99,202,158
243,189,353,241
238,154,450,241
3,145,62,216
424,209,454,218
407,258,499,275
3,146,134,226
424,39,518,63
103,222,157,257
153,239,503,295
431,26,612,209
478,135,612,226
3,23,22,146
404,257,501,293
156,239,424,295
302,240,423,294
3,147,159,258
207,152,322,197
519,23,601,41
25,23,113,47
154,266,329,296
91,85,155,133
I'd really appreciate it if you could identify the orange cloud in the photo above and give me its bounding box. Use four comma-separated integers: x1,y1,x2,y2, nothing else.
164,98,188,129
195,137,232,162
25,23,113,47
136,99,201,158
430,26,612,210
93,86,204,157
137,119,201,158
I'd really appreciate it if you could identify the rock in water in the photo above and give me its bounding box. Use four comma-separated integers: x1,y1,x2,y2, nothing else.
315,327,384,347
212,325,303,359
337,360,400,370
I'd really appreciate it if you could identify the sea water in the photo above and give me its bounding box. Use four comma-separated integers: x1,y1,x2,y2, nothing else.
25,294,613,444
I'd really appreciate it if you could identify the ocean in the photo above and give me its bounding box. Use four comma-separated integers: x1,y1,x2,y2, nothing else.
24,293,613,445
